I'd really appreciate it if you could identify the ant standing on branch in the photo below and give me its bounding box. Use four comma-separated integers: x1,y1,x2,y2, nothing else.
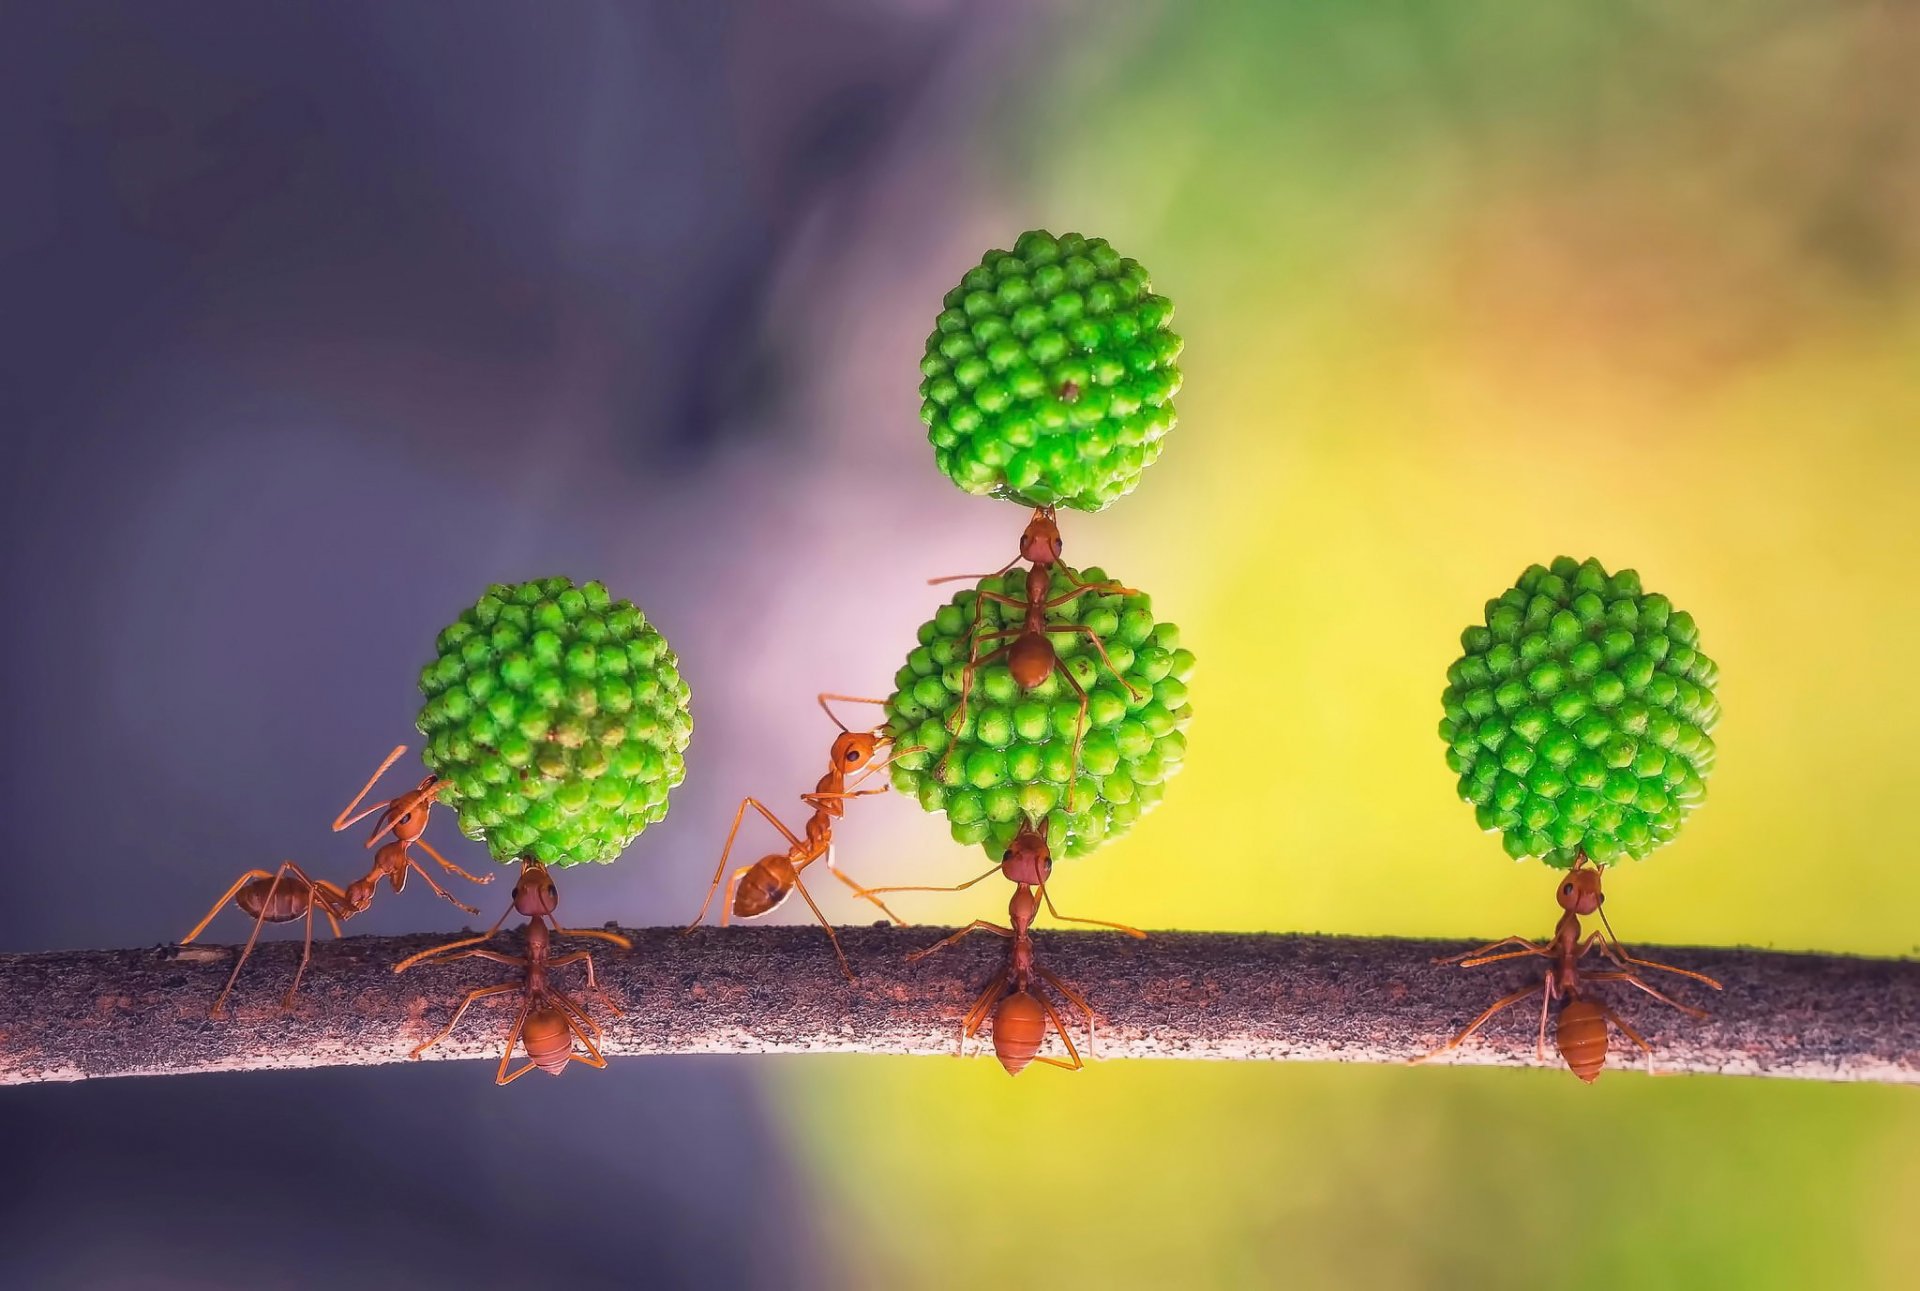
1418,852,1722,1080
683,694,915,981
181,745,491,1018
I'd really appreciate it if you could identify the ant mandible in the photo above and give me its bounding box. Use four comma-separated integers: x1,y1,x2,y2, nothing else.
1418,853,1722,1081
181,746,492,1018
931,507,1145,806
399,865,630,1083
682,693,914,982
906,821,1104,1074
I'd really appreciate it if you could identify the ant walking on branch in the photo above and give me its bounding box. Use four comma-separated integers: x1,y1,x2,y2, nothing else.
683,694,915,981
181,746,491,1017
1418,853,1721,1081
399,860,630,1083
931,507,1144,806
907,821,1103,1074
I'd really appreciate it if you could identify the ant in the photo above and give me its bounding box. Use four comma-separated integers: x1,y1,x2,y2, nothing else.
181,746,491,1018
683,694,915,982
399,864,629,1083
906,821,1103,1075
1417,852,1722,1081
931,506,1144,806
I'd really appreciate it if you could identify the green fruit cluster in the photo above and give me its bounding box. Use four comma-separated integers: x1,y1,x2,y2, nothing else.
1440,557,1719,868
919,230,1182,513
416,577,692,867
885,566,1194,859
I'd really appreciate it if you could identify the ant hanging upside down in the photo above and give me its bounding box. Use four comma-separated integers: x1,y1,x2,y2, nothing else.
905,820,1110,1074
931,507,1146,808
683,694,915,981
1418,853,1722,1081
397,858,632,1082
181,746,492,1017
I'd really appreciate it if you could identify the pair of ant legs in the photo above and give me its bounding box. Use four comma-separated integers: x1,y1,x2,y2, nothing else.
910,924,1096,1069
182,861,349,1016
1438,931,1720,1015
1423,972,1659,1068
856,866,1148,940
402,936,630,1083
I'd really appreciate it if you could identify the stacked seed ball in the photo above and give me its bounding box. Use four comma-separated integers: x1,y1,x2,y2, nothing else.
416,577,692,866
885,567,1195,859
919,230,1183,513
1440,557,1719,868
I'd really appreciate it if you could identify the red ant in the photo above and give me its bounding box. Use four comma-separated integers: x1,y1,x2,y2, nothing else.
931,507,1144,806
683,694,914,981
906,821,1104,1074
1418,853,1722,1081
398,859,630,1083
181,746,491,1017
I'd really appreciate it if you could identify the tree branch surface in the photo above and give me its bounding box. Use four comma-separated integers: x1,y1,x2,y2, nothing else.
1,926,1914,1086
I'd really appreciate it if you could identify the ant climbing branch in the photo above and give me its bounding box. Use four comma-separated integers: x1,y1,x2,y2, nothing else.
2,927,1914,1085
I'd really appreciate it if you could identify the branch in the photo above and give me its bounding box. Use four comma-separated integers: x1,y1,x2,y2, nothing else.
2,926,1914,1085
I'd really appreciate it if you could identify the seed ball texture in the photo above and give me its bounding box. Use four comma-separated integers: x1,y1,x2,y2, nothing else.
416,576,692,867
919,230,1183,513
1440,556,1719,869
885,567,1194,859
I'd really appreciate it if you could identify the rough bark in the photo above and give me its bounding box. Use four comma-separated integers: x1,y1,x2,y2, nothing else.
1,926,1913,1085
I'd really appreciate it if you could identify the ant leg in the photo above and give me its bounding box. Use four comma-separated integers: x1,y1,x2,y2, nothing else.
855,863,1001,901
1044,623,1148,699
1411,981,1545,1064
550,925,634,952
392,903,519,974
281,897,325,1010
686,798,804,931
548,951,623,1017
409,837,493,887
1595,1000,1657,1075
788,873,857,983
822,846,907,925
1459,948,1554,970
1052,659,1091,812
1027,993,1086,1071
1038,881,1146,938
1051,567,1140,599
1434,935,1548,966
495,999,538,1084
1535,974,1559,1062
1594,910,1723,989
816,692,891,733
1037,966,1099,1057
934,635,1016,779
907,920,1014,964
958,969,1012,1056
926,554,1020,588
402,852,482,916
409,982,521,1059
330,745,408,832
556,998,612,1070
181,869,275,944
208,862,314,1019
1584,971,1708,1020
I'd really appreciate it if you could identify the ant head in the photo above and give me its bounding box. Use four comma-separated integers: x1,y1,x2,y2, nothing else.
1019,508,1064,566
512,860,559,918
1000,823,1053,886
1554,863,1605,915
829,731,880,774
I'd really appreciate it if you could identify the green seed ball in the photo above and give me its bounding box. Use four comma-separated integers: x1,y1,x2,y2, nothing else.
920,231,1181,512
417,577,691,867
1440,557,1716,869
885,564,1190,858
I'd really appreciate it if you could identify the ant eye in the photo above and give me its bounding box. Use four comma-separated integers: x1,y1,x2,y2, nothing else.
1561,883,1574,896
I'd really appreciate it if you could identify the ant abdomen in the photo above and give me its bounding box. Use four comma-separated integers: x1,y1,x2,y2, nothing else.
731,857,795,918
521,1008,577,1075
991,992,1051,1075
1555,1000,1611,1083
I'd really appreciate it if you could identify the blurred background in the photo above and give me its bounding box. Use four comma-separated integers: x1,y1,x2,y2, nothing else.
3,1,1917,1286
